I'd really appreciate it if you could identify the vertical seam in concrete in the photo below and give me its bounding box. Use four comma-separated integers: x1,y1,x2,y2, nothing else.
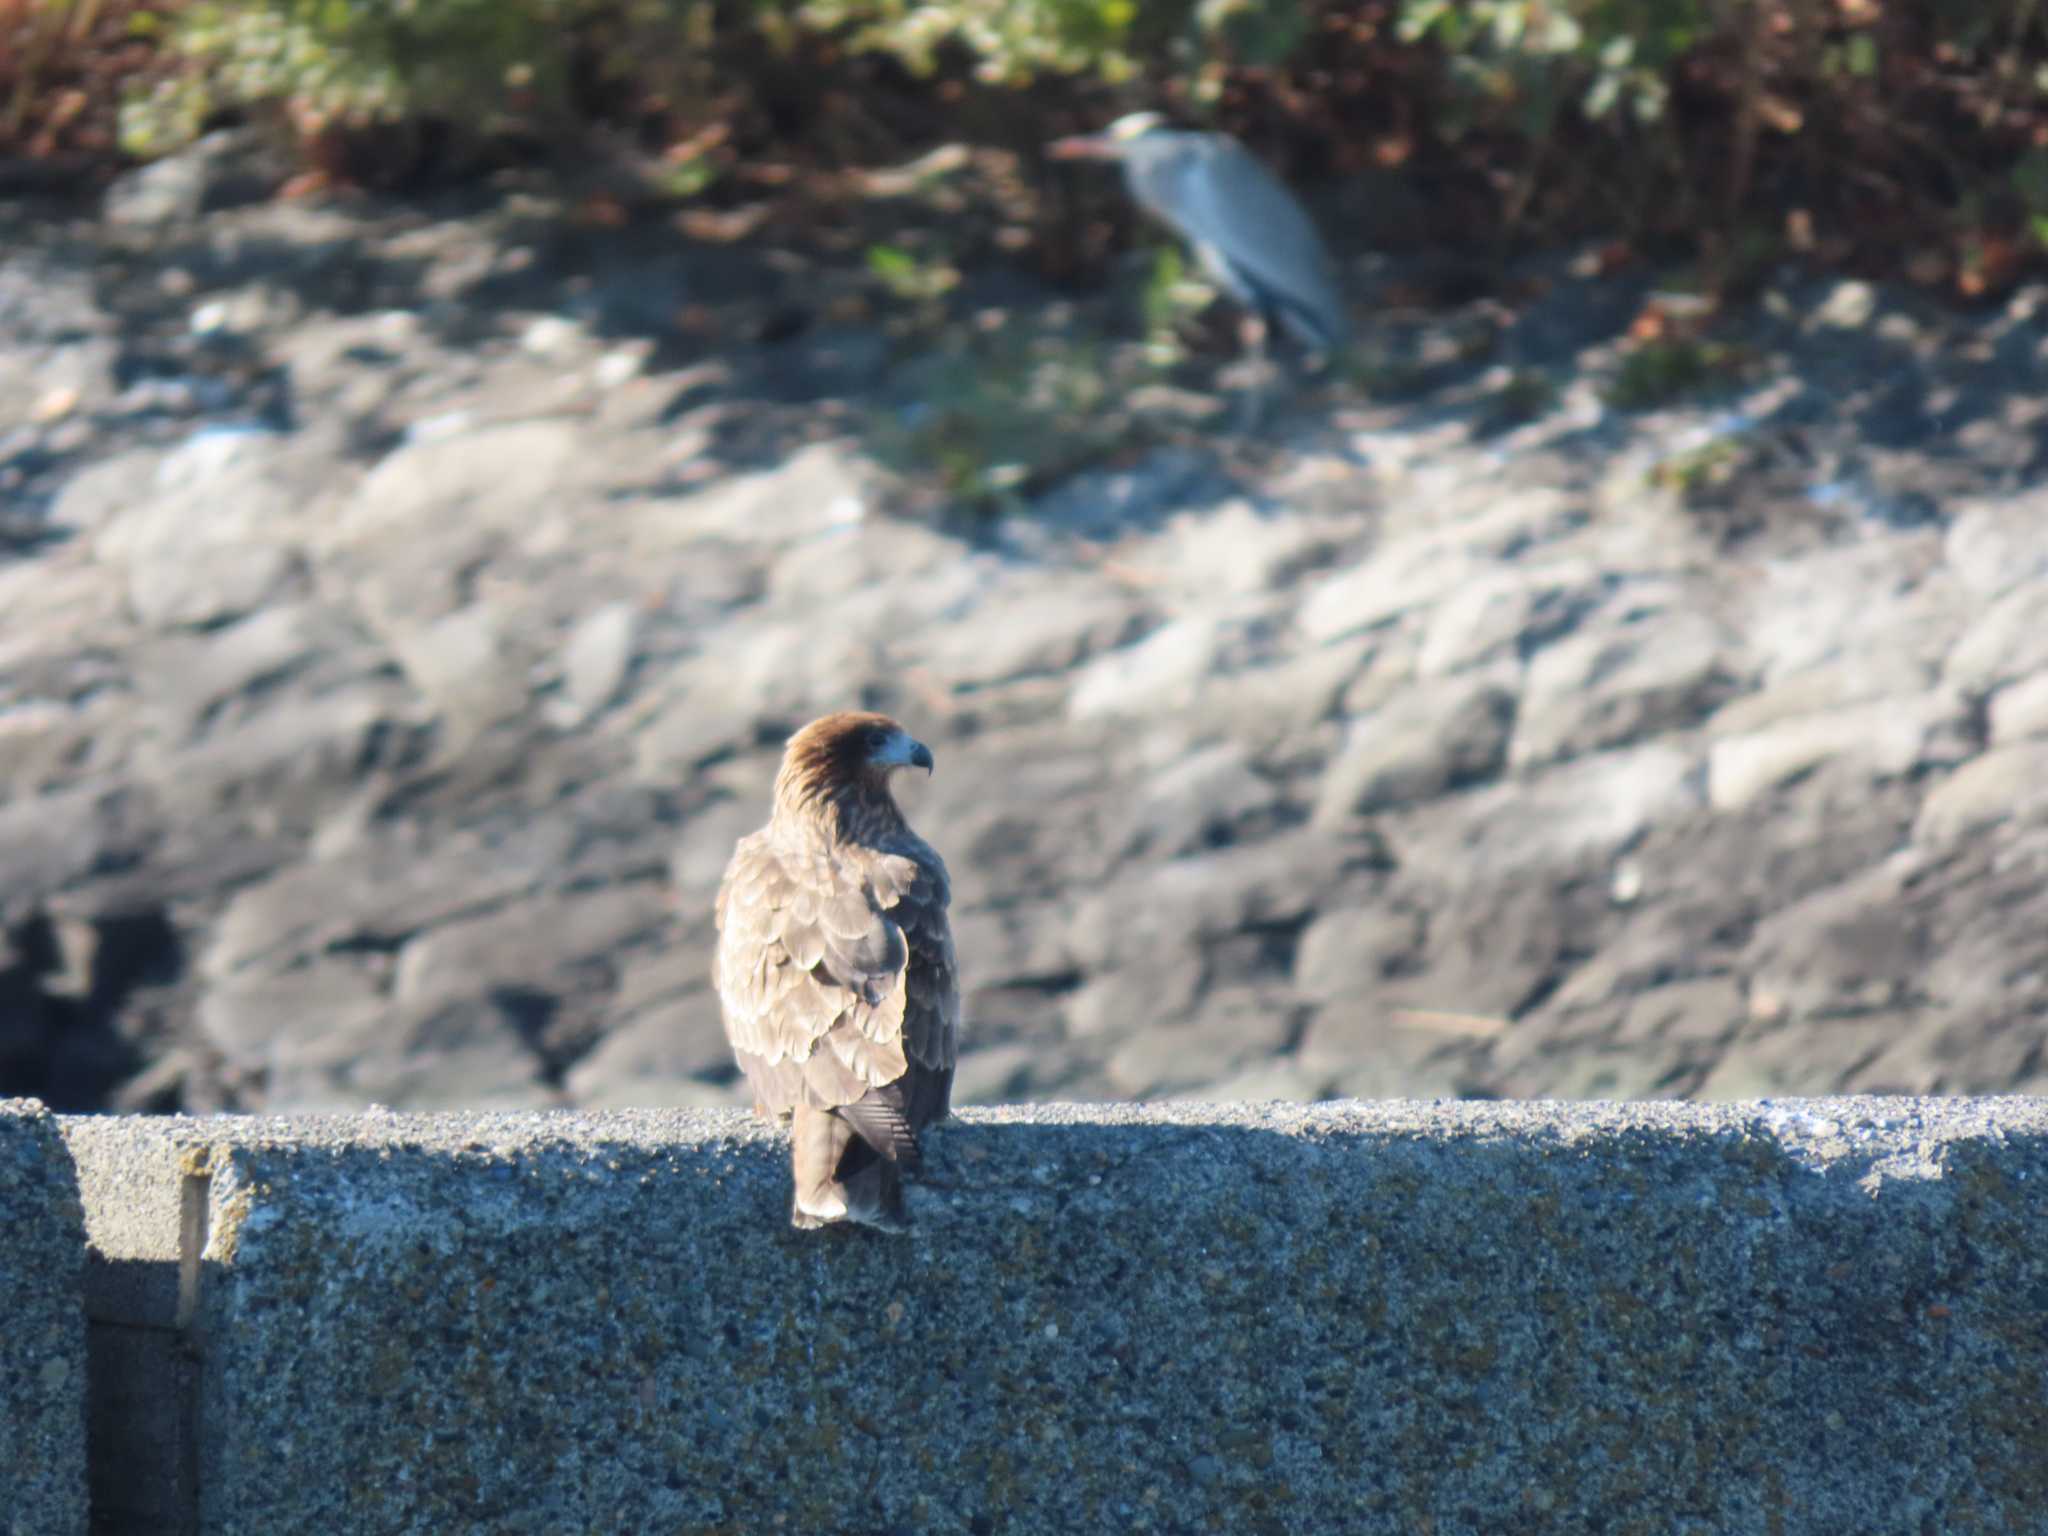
176,1169,210,1536
175,1172,208,1333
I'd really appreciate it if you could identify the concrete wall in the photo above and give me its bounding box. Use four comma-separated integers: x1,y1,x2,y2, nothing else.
0,1099,88,1536
28,1098,2048,1533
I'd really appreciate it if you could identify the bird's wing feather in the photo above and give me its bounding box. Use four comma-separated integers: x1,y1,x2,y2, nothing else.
714,830,955,1122
1141,135,1347,352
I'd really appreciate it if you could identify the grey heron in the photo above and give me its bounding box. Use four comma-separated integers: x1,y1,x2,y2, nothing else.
1049,111,1348,406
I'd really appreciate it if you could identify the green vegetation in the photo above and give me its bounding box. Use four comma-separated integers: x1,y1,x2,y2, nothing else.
1138,244,1220,365
1647,435,1745,499
865,322,1145,512
866,242,962,306
1607,337,1752,411
1481,368,1559,431
4,1,2047,299
116,0,715,157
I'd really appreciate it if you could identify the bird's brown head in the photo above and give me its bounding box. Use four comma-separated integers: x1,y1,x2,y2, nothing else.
772,710,933,836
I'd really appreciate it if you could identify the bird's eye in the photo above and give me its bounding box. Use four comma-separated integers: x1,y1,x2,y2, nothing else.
866,728,886,750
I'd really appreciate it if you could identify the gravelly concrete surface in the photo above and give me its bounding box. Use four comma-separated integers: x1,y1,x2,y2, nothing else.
0,1099,87,1536
62,1098,2048,1534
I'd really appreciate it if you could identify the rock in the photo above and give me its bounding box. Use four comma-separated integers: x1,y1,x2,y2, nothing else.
923,730,1123,900
1064,957,1203,1043
632,618,881,778
1105,985,1303,1097
1489,1027,1693,1099
317,419,594,618
1067,617,1225,722
1693,1014,1910,1099
1313,672,1516,821
1707,666,1893,736
947,902,1077,991
1988,672,2048,743
763,518,964,607
1415,563,1603,678
1181,1056,1335,1103
1944,584,2048,697
1742,542,1963,690
16,200,2048,1118
1065,829,1388,975
1512,602,1733,765
1187,637,1372,751
102,128,284,228
919,578,1147,691
0,782,160,918
84,429,309,629
43,449,152,538
135,684,419,827
519,315,586,359
1742,861,1925,1019
1386,741,1700,881
196,958,387,1068
1292,905,1426,1003
284,996,556,1112
1913,743,2048,843
948,1043,1041,1106
200,827,560,981
1706,695,1955,812
656,442,875,546
1295,1005,1475,1100
1297,533,1476,643
558,602,640,724
1110,741,1284,860
563,949,737,1112
391,887,664,1031
1812,280,1878,329
383,605,530,743
1017,445,1226,540
1942,490,2048,597
130,542,297,633
1847,1007,2048,1096
1381,875,1601,1022
1336,636,1424,718
1146,499,1344,601
1921,867,2048,1020
0,702,92,802
1543,902,1736,1014
1612,977,1746,1048
133,605,338,736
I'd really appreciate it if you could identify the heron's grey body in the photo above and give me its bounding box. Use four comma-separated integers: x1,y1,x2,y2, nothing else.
1053,113,1346,355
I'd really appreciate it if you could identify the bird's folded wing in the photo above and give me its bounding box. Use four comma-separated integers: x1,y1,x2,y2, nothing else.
717,835,958,1109
1173,137,1346,351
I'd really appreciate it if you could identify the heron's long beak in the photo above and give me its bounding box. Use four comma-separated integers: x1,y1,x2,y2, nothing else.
1047,134,1114,160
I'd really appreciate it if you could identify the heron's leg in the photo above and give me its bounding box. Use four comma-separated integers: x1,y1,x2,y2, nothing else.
1234,312,1270,433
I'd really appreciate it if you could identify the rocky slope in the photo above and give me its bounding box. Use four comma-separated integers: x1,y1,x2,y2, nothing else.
4,169,2047,1115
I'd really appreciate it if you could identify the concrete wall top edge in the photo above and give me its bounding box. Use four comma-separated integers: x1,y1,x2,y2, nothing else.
53,1091,2048,1146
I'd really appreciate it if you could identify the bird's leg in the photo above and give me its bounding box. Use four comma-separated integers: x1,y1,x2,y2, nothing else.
789,1104,854,1228
1234,311,1270,433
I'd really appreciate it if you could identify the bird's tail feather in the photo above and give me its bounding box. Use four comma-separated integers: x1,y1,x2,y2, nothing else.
790,1103,911,1233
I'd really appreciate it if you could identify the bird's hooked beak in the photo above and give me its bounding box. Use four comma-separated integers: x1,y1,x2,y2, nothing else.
873,728,936,776
1047,133,1115,161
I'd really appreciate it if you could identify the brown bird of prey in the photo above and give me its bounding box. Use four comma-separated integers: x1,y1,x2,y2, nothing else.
713,711,959,1231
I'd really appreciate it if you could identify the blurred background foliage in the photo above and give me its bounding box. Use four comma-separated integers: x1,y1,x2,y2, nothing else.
4,0,2048,293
